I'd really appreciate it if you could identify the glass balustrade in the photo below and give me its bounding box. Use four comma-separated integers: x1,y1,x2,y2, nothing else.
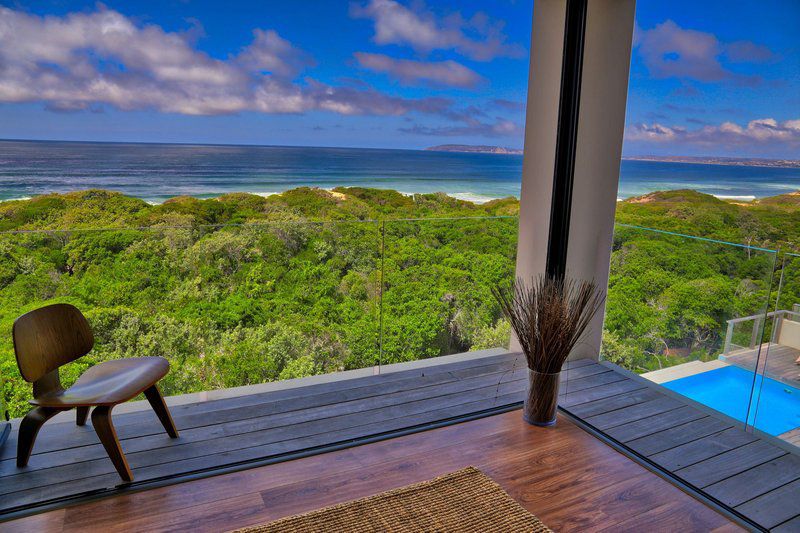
601,223,779,433
0,216,523,421
0,221,382,419
749,252,800,449
4,219,797,444
379,216,522,405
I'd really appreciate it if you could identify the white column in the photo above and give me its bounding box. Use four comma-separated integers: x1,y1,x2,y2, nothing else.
512,0,637,359
511,0,567,353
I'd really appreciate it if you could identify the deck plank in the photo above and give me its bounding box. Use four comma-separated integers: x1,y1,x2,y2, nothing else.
561,378,648,407
567,387,662,418
735,478,800,530
560,363,611,380
604,406,706,443
559,370,626,393
2,351,518,444
774,515,800,532
648,427,758,471
626,416,733,456
0,353,523,462
563,358,595,369
582,396,685,430
675,440,788,488
0,367,525,477
704,454,800,507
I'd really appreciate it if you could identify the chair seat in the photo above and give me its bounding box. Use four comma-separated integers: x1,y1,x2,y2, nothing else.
30,357,170,408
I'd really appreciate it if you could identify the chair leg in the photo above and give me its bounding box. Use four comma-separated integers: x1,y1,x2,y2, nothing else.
76,406,90,426
91,406,133,483
144,385,179,438
17,406,66,467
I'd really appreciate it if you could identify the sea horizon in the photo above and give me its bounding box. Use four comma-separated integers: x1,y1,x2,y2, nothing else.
2,138,800,205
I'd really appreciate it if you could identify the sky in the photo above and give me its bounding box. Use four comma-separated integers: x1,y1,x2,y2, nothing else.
0,0,797,157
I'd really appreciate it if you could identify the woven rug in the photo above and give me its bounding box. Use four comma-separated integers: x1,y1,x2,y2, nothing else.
232,466,551,533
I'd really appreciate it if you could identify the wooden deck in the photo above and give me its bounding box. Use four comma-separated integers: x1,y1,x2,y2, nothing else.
561,360,800,531
0,350,528,515
0,353,798,530
726,343,800,387
780,428,800,448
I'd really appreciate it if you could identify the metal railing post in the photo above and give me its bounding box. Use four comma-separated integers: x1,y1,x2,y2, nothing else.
772,311,784,344
750,315,763,349
723,320,734,355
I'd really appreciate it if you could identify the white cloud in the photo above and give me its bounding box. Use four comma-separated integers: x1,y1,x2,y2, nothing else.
724,40,774,63
0,6,522,141
636,20,771,85
626,118,800,148
354,52,483,87
351,0,524,61
0,6,454,118
0,6,311,114
237,29,315,78
400,116,521,137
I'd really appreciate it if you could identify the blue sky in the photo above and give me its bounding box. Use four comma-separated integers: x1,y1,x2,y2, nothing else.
0,0,797,157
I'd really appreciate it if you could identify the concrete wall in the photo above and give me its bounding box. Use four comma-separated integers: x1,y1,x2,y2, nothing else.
778,319,800,350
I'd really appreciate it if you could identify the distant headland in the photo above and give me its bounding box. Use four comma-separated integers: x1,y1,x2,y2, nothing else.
425,144,523,155
622,155,800,169
424,147,800,169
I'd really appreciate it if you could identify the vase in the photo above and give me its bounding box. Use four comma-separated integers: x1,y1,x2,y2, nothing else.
523,369,561,426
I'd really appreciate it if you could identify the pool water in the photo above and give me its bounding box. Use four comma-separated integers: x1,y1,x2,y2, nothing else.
663,365,800,436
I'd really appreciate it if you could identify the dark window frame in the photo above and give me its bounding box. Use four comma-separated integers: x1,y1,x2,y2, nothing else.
546,0,588,279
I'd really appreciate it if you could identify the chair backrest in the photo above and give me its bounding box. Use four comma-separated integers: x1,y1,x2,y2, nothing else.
12,303,94,383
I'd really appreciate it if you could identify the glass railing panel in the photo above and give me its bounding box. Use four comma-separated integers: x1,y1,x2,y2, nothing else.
749,252,800,449
601,224,777,429
0,221,381,420
380,216,519,396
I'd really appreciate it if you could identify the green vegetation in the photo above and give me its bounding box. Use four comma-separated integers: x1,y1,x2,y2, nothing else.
0,188,517,417
2,186,800,417
606,190,800,372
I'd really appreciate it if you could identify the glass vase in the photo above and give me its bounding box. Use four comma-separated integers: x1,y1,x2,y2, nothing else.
523,369,561,426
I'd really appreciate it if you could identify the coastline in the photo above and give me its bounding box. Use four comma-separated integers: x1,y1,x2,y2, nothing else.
0,188,509,206
623,156,800,170
0,186,788,207
2,140,800,205
1,186,797,210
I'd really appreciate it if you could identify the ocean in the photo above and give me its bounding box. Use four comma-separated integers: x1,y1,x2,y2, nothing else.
1,140,799,204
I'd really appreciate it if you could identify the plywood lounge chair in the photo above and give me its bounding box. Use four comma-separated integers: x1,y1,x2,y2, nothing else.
13,303,178,482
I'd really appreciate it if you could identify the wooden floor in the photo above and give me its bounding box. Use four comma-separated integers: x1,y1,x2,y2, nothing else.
726,343,800,386
1,354,798,530
1,409,741,533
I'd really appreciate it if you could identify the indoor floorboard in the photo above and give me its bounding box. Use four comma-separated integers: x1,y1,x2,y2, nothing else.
0,410,741,533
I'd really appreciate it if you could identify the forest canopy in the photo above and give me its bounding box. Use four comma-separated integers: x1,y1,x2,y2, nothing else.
1,187,798,418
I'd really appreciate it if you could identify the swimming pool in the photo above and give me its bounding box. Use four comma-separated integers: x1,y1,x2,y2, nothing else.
663,365,800,436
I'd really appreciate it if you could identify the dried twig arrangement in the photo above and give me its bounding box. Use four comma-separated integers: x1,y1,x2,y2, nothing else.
492,274,605,374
